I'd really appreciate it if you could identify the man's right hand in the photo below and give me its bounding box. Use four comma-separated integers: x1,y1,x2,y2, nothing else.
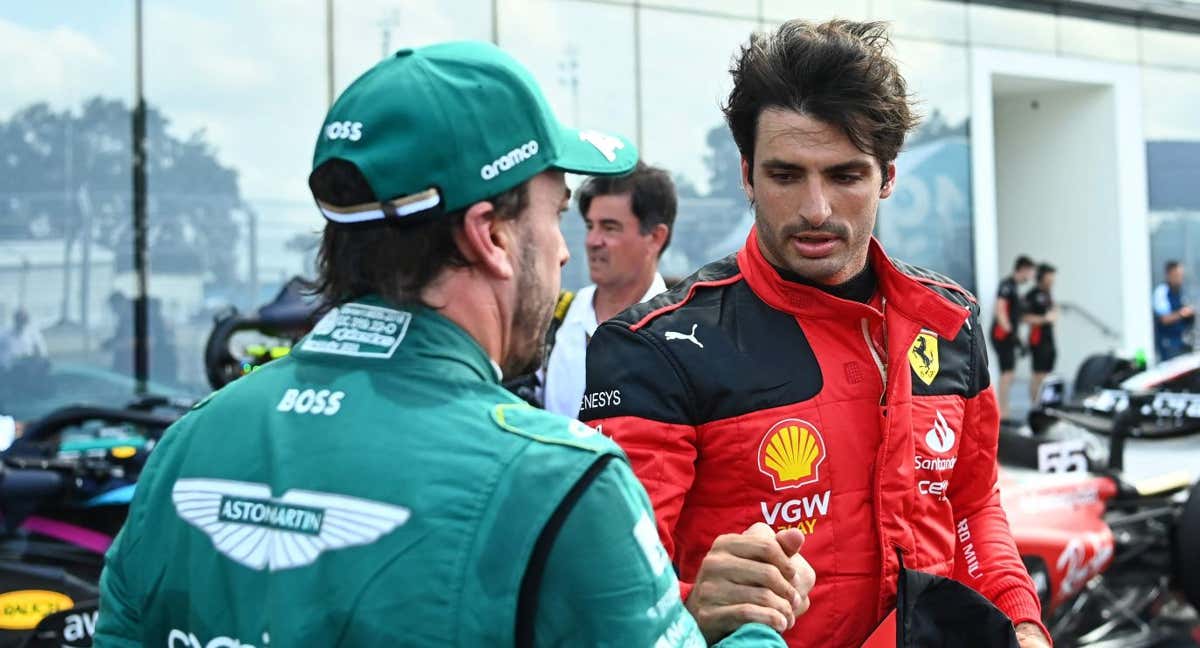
1180,305,1195,319
686,523,816,644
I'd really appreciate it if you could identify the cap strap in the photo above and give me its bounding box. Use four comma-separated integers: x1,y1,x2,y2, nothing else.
317,188,442,224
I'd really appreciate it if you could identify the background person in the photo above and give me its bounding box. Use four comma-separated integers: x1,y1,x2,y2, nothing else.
1023,263,1059,406
7,308,46,362
1153,260,1195,361
0,305,14,371
991,255,1035,419
543,162,674,418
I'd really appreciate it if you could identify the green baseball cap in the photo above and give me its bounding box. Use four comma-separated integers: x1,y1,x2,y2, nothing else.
312,41,638,223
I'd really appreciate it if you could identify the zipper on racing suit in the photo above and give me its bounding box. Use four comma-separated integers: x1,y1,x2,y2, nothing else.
867,298,901,616
860,298,889,406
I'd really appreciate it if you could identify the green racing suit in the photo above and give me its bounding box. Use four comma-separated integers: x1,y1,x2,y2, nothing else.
95,297,784,647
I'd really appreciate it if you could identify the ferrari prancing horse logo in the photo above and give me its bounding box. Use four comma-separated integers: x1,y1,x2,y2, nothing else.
908,331,940,386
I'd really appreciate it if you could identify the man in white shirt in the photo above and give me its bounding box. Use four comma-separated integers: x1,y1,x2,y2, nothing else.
7,309,47,362
544,162,676,417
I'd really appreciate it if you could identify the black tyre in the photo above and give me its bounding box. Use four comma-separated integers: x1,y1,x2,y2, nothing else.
1174,479,1200,611
1073,353,1129,398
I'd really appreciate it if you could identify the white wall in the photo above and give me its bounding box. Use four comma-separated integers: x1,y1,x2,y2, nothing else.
971,48,1152,389
993,86,1120,383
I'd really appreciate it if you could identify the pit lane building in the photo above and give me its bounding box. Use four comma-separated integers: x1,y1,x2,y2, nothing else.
0,0,1198,405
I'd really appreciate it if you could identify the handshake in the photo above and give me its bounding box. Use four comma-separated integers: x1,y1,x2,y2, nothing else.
686,523,817,644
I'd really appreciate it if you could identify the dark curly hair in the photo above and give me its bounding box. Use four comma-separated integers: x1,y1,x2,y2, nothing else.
723,20,920,177
1037,263,1056,284
309,159,528,306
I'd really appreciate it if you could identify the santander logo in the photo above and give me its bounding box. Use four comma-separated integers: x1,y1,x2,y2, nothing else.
925,410,956,454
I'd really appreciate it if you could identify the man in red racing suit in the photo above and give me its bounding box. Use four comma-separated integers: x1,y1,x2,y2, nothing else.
582,234,1047,647
581,18,1049,648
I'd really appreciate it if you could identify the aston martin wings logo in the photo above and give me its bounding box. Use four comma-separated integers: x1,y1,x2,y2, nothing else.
172,478,411,571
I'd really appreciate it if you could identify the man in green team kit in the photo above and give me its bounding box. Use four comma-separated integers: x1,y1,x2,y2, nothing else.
95,42,813,646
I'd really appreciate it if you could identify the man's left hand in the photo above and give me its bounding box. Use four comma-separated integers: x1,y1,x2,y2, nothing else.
1014,622,1051,648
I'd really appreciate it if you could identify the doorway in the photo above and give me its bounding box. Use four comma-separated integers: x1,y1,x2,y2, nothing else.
971,49,1152,394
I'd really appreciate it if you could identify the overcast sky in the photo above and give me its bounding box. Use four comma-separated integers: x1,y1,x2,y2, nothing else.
3,1,1199,206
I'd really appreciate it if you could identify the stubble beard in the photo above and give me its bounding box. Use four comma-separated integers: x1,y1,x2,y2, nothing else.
753,202,870,284
504,239,556,378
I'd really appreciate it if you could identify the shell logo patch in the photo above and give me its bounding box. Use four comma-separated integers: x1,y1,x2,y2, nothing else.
908,330,940,386
757,419,827,490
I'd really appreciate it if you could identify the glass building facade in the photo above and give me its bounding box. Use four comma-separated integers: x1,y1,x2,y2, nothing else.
1,0,1199,419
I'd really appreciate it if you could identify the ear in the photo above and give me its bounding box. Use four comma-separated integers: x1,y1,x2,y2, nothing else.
740,157,754,202
879,162,897,199
453,200,517,280
647,223,669,256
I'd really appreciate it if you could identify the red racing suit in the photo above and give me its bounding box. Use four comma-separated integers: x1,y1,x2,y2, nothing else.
582,230,1046,647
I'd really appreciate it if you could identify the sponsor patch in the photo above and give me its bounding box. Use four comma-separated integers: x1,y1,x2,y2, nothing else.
915,455,958,472
957,518,982,579
480,140,539,180
169,630,271,648
579,130,625,162
760,489,830,534
173,478,409,571
925,410,956,454
300,303,411,359
919,479,949,501
218,496,325,535
324,120,362,141
664,323,703,348
757,419,827,491
579,389,621,413
908,330,940,385
277,388,345,416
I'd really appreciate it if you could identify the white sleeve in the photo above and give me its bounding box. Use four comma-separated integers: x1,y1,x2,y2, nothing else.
1152,285,1173,317
543,329,586,419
